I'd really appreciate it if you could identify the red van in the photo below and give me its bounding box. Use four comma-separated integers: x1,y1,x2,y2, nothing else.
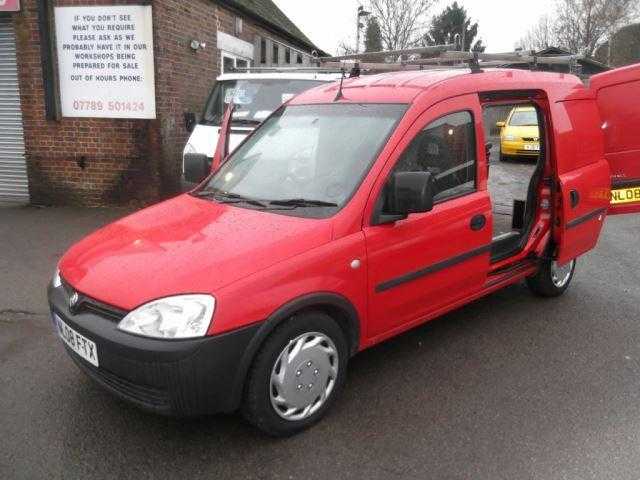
49,65,640,436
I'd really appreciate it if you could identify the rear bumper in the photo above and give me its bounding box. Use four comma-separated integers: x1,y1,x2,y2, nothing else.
48,284,261,416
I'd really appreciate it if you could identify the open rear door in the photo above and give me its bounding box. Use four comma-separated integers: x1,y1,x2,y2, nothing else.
553,97,611,265
590,63,640,215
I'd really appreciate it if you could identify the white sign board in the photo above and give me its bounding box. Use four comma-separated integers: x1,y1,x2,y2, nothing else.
217,31,254,59
54,5,156,119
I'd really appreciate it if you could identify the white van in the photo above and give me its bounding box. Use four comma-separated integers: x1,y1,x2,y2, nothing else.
182,72,343,185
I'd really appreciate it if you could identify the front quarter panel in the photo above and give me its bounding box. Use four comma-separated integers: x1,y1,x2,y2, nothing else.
210,231,368,345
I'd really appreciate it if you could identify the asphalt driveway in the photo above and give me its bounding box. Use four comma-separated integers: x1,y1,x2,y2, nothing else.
1,205,640,480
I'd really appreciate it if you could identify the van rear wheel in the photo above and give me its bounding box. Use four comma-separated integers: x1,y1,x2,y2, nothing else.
526,257,576,297
241,312,348,437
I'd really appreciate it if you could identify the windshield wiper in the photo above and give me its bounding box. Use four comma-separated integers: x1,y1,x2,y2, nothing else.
268,198,338,208
194,190,267,208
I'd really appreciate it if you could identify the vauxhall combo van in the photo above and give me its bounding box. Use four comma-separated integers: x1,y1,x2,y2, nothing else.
49,64,640,436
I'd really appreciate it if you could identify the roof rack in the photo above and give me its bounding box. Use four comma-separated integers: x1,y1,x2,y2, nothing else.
225,46,589,77
315,45,587,76
228,66,344,74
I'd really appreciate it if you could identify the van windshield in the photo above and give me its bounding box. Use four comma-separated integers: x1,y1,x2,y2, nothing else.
197,103,407,218
509,109,538,126
201,79,326,126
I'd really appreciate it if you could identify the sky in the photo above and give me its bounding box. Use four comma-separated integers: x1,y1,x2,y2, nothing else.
273,0,557,55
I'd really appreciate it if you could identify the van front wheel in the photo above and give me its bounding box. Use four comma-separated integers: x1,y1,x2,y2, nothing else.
526,257,576,297
241,312,348,437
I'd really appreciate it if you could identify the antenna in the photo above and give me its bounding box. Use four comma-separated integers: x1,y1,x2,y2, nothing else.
334,68,346,101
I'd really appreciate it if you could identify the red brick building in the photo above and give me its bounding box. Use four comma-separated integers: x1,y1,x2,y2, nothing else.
1,0,322,206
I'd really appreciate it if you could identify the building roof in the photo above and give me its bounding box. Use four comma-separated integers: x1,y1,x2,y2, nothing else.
218,0,326,55
535,46,609,72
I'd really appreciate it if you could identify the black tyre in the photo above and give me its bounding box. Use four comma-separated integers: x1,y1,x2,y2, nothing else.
241,311,348,437
526,257,576,297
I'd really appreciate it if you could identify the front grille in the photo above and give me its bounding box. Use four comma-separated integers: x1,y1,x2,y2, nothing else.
61,278,127,321
522,137,539,142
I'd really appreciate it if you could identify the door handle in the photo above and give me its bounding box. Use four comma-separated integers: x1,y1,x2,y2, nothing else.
570,190,580,208
470,214,486,231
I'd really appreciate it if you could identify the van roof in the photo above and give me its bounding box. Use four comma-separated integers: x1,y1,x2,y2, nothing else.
217,72,344,82
290,68,588,105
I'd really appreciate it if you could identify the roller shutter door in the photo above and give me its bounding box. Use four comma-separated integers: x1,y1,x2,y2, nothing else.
0,16,28,204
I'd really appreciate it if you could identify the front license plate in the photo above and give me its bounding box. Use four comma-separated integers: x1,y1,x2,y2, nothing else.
54,314,99,367
524,143,539,151
611,186,640,205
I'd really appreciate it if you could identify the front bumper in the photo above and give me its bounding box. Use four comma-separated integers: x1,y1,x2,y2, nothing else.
501,139,539,157
48,284,261,416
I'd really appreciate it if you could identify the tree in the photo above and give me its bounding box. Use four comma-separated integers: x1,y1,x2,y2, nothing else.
517,15,556,51
367,0,436,51
594,22,640,66
424,1,485,52
364,17,383,52
553,0,639,56
336,40,356,56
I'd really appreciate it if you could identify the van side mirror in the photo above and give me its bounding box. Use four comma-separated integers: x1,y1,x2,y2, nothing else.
184,112,197,133
374,171,436,225
183,153,211,184
496,121,505,128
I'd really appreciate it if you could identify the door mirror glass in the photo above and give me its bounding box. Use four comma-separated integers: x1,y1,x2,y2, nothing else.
184,112,197,133
496,121,505,128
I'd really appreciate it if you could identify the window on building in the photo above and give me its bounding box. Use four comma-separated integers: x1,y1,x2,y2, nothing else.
390,111,476,203
297,53,303,64
260,38,267,64
285,47,291,64
273,44,279,64
223,55,235,73
234,17,243,36
221,54,252,73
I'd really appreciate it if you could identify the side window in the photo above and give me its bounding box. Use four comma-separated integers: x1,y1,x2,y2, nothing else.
392,110,476,203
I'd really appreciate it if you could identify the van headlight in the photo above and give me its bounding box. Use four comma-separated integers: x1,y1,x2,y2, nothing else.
184,143,196,157
117,295,215,340
503,134,518,141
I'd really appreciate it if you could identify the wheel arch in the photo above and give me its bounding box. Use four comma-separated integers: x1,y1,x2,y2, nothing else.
228,292,361,411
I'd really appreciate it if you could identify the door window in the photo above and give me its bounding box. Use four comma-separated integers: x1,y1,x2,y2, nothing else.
391,111,476,203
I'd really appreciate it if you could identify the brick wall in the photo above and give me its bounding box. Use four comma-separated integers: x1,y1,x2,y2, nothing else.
14,0,306,206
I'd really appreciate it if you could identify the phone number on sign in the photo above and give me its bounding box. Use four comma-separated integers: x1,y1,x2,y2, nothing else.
72,100,146,113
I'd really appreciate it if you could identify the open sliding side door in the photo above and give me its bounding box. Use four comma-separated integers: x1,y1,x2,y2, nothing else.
590,63,640,215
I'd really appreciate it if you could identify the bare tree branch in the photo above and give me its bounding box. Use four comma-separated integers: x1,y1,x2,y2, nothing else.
553,0,639,56
367,0,436,51
336,40,356,56
516,15,557,51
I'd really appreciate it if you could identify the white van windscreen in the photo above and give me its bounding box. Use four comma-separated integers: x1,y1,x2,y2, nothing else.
201,79,326,126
